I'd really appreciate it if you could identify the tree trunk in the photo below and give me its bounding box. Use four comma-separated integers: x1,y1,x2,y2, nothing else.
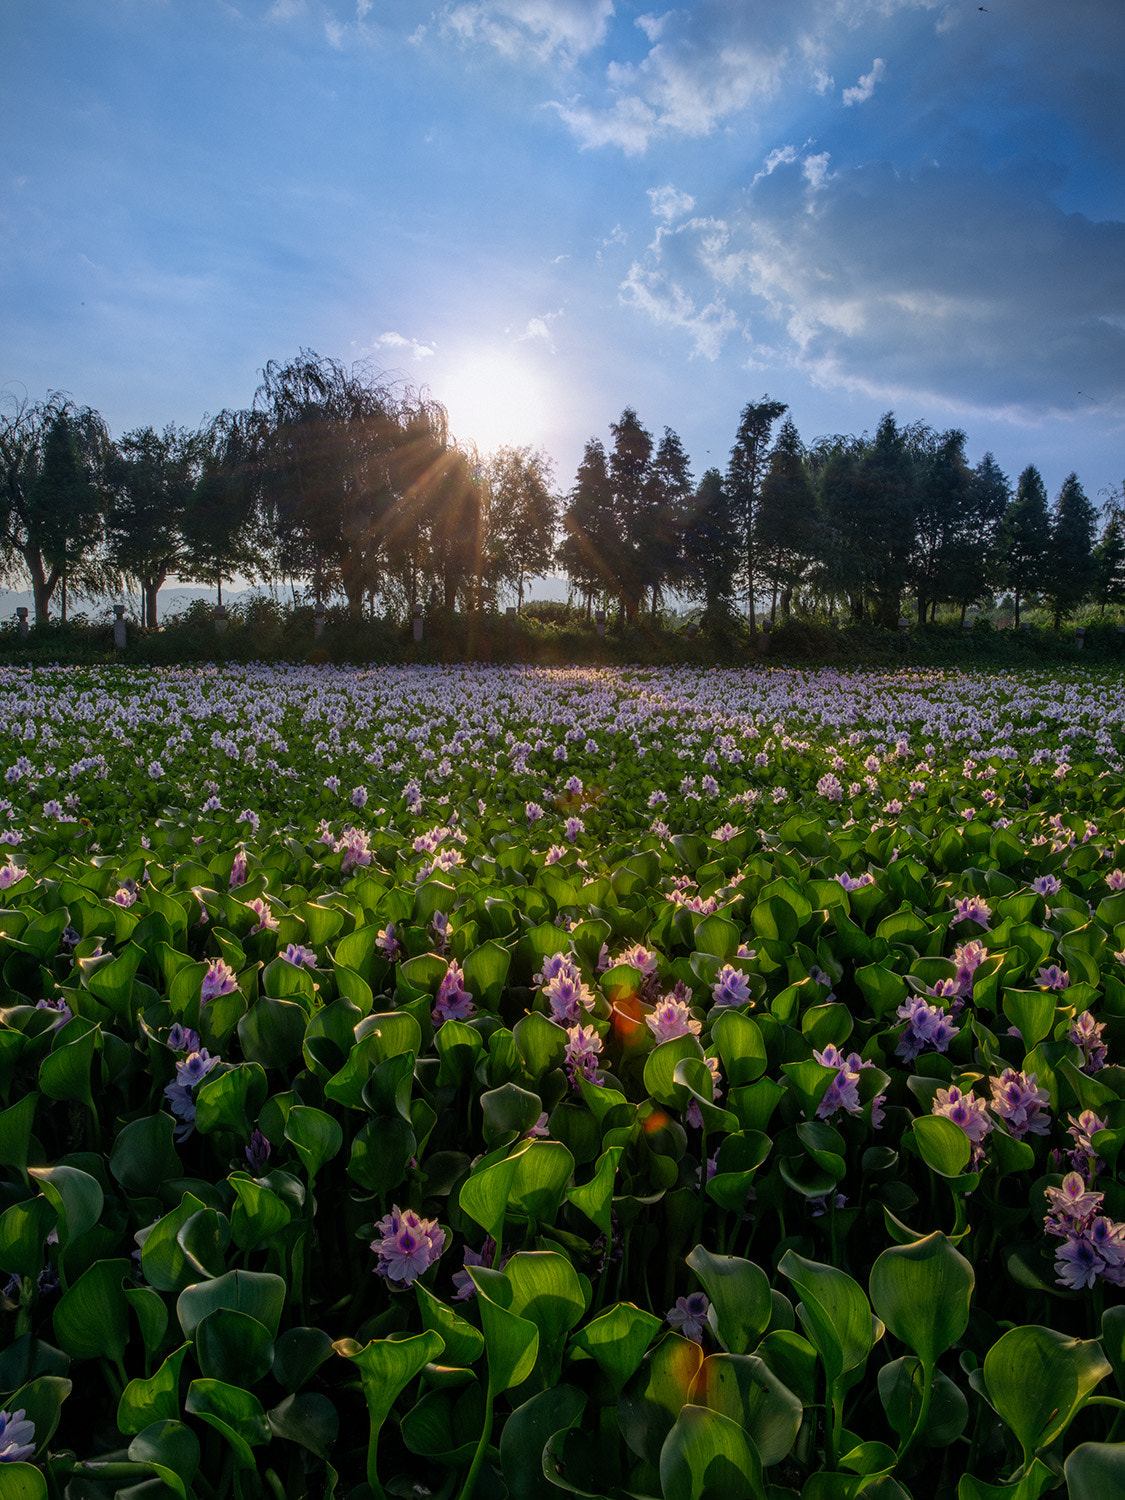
28,552,61,626
1013,589,1021,628
61,570,68,624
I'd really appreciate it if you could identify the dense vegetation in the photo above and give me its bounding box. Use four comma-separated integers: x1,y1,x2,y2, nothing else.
2,353,1122,637
1,662,1125,1499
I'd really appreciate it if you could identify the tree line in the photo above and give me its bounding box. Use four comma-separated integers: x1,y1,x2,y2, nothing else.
2,352,1122,630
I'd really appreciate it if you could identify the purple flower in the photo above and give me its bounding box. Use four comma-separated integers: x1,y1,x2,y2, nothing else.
711,964,751,1009
1031,874,1061,896
932,1085,992,1146
163,1048,220,1140
229,850,248,889
816,773,843,803
1069,1012,1107,1073
1045,1172,1105,1232
201,959,238,1003
989,1069,1050,1140
432,960,475,1025
246,896,279,935
371,1206,445,1286
245,1129,272,1173
685,1055,723,1129
813,1044,862,1118
167,1024,200,1054
952,939,987,996
666,1292,710,1343
564,1024,603,1087
1036,964,1070,991
895,997,957,1063
376,921,400,960
0,1408,36,1463
451,1239,503,1300
1068,1110,1110,1178
112,884,137,908
1107,868,1125,892
35,995,72,1026
646,997,701,1043
282,943,318,969
835,871,875,891
952,895,992,929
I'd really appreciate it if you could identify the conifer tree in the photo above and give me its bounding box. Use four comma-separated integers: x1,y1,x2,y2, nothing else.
996,465,1051,627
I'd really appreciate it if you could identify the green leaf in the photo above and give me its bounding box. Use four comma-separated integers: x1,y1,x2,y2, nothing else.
52,1257,131,1366
415,1282,486,1368
237,997,307,1070
193,1062,268,1137
957,1458,1056,1500
659,1403,764,1500
38,1026,97,1112
283,1105,343,1181
868,1232,974,1369
689,1353,802,1467
2,1375,70,1457
778,1250,879,1384
268,1392,339,1459
502,1251,587,1385
569,1302,662,1401
227,1174,291,1251
0,1093,36,1181
686,1246,772,1356
481,1082,544,1147
645,1034,705,1110
618,1333,705,1466
176,1269,287,1340
118,1345,191,1436
332,1329,445,1431
176,1207,231,1280
463,939,511,1007
468,1267,540,1394
127,1419,199,1500
109,1114,182,1196
458,1146,522,1245
514,1011,568,1078
186,1378,271,1469
983,1325,1110,1461
125,1287,170,1363
1065,1442,1125,1500
0,1196,56,1279
195,1308,275,1386
140,1193,208,1295
566,1145,622,1238
500,1384,586,1499
28,1163,102,1247
910,1115,971,1178
878,1357,968,1448
271,1326,336,1393
1001,990,1057,1050
510,1138,575,1225
0,1465,47,1500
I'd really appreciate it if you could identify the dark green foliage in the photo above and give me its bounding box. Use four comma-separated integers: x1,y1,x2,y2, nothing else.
997,465,1051,627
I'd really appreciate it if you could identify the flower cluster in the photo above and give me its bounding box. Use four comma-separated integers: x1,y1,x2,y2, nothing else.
432,960,475,1025
1044,1175,1125,1290
371,1206,445,1286
895,997,957,1063
163,1047,220,1140
814,1044,885,1125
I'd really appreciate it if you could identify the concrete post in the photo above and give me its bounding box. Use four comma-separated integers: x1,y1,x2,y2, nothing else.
214,605,228,636
314,602,327,639
412,603,423,643
595,610,606,638
113,604,127,650
16,608,29,640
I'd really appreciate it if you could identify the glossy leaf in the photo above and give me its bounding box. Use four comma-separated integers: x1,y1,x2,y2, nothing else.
868,1232,974,1368
118,1345,191,1436
689,1352,803,1467
569,1302,662,1400
686,1245,772,1356
779,1250,880,1383
176,1269,287,1340
185,1378,271,1468
982,1324,1110,1461
659,1403,764,1500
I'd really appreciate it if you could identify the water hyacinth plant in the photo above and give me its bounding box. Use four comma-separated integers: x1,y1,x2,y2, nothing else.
0,660,1124,1498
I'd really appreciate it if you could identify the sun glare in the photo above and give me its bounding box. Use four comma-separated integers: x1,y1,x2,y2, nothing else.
438,345,551,456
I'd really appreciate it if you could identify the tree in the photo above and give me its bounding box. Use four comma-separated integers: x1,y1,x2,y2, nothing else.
1045,472,1098,628
106,425,204,627
945,451,1011,623
0,393,109,624
1092,512,1125,614
28,411,107,621
996,466,1050,627
177,410,264,606
606,408,656,623
679,467,742,629
486,446,558,611
726,396,787,633
646,428,693,617
756,417,818,621
910,427,975,625
559,438,615,618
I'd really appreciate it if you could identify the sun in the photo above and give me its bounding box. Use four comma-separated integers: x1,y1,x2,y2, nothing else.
437,344,552,456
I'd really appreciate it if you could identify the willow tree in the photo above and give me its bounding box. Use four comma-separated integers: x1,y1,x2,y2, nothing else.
0,393,109,623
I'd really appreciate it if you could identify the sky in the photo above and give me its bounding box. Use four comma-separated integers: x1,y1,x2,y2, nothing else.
3,0,1124,522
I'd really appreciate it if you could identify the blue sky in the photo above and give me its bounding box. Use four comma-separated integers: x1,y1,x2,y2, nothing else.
3,0,1123,516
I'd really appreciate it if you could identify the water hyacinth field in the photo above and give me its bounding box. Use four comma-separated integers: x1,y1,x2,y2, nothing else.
3,661,1125,1500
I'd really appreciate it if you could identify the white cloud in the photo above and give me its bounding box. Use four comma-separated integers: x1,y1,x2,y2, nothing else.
636,11,670,43
811,66,833,95
647,184,696,222
706,156,1125,415
372,331,436,361
515,311,564,352
619,262,738,359
444,0,614,63
842,57,885,106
